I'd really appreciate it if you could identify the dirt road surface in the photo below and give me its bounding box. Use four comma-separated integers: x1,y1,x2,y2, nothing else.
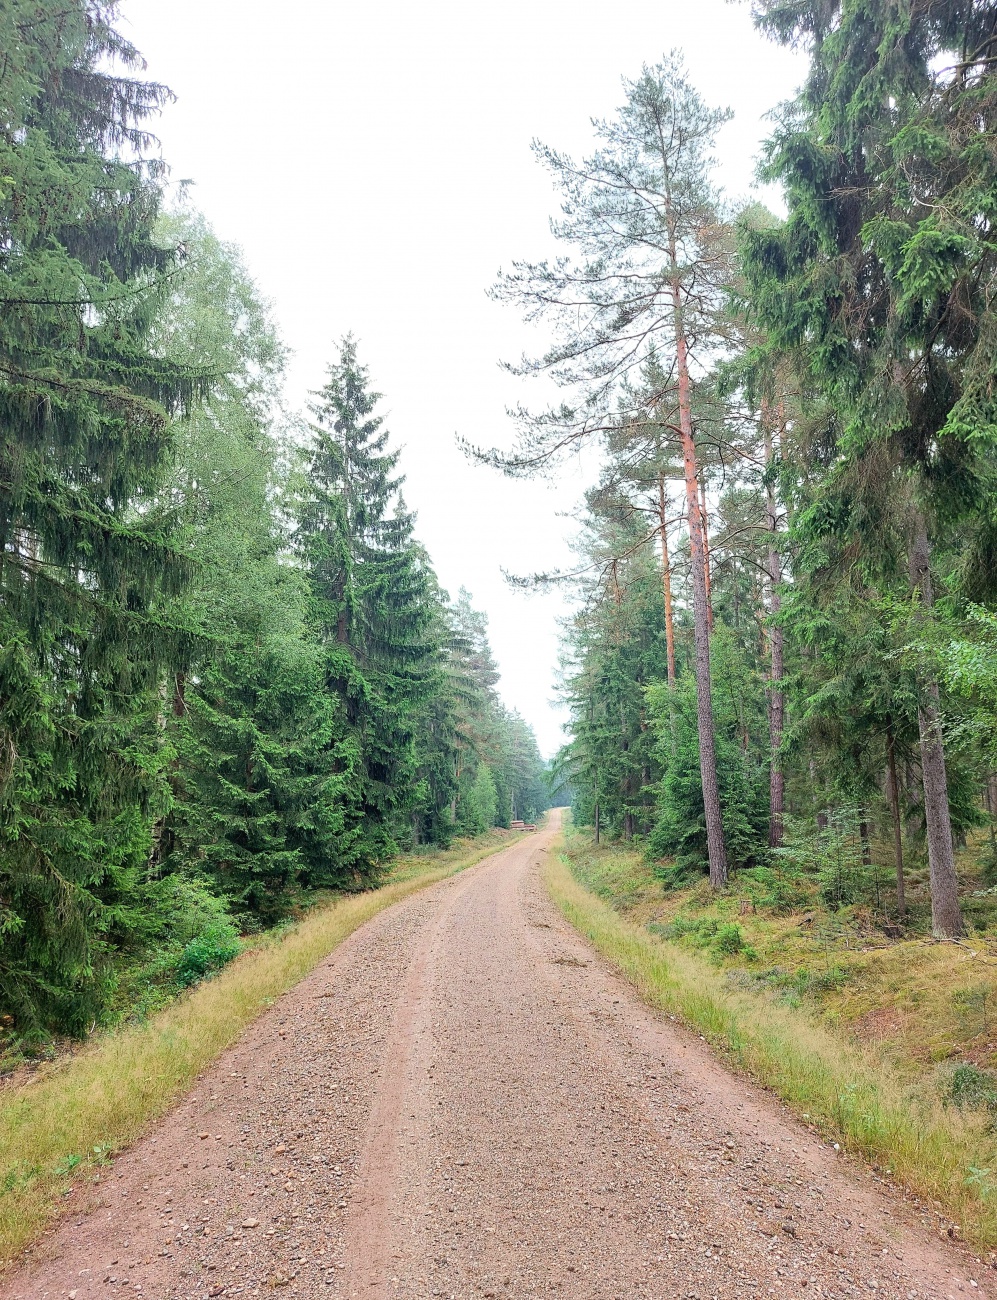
4,811,991,1300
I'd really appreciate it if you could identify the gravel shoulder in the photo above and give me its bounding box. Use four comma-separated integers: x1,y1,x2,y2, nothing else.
2,810,991,1300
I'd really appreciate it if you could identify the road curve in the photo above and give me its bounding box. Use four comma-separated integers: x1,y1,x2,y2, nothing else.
3,810,990,1300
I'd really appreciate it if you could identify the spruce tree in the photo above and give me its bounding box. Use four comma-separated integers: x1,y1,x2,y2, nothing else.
300,339,437,876
148,211,335,920
744,0,997,935
0,1,198,1031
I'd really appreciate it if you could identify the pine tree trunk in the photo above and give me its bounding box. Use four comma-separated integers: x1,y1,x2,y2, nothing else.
908,510,964,938
658,473,677,690
620,696,633,841
450,752,460,822
762,405,784,848
885,721,906,920
810,758,828,831
699,478,715,633
671,279,727,889
658,161,726,886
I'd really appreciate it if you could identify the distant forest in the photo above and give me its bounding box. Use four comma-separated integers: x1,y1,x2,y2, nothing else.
0,2,547,1038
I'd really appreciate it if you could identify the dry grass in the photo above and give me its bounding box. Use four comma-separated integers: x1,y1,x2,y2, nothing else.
544,840,997,1250
0,830,517,1270
565,830,997,1074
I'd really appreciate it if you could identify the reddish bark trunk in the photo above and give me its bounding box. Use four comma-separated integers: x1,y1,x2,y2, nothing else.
699,478,714,633
658,473,677,690
762,403,784,848
672,277,727,888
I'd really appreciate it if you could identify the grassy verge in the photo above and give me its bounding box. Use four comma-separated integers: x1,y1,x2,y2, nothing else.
545,832,997,1251
0,828,520,1270
563,827,997,1073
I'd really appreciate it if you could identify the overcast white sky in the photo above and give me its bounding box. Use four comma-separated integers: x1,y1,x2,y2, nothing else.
122,0,807,757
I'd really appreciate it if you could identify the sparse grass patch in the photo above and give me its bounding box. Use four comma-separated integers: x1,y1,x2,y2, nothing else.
546,831,997,1249
0,828,522,1271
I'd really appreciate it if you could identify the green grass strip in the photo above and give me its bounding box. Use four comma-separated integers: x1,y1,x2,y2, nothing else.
545,842,997,1250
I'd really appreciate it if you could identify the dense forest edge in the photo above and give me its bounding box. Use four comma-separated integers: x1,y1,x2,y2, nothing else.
0,2,549,1058
0,829,528,1266
471,0,997,1125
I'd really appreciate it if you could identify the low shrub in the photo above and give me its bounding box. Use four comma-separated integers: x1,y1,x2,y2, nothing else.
174,923,241,987
714,922,746,956
649,915,754,961
950,1064,997,1115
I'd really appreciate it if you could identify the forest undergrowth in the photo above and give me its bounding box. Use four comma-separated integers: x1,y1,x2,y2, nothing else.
0,828,523,1271
550,822,997,1253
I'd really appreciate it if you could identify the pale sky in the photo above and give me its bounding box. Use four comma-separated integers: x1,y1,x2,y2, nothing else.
122,0,807,757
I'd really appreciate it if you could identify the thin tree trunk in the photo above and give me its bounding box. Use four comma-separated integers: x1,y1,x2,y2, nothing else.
658,473,677,690
903,759,924,855
885,721,906,920
989,771,997,851
450,751,460,822
909,509,964,938
669,263,727,888
594,799,600,845
656,132,726,886
858,812,872,867
172,671,186,718
699,477,715,633
810,759,828,831
620,697,633,841
762,402,784,848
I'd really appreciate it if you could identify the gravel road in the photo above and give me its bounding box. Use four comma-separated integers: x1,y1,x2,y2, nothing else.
3,810,992,1300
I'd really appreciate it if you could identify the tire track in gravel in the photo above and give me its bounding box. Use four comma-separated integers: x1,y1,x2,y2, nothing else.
2,811,992,1300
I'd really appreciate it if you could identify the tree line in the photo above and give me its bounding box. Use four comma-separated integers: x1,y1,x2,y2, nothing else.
477,0,997,940
0,1,546,1039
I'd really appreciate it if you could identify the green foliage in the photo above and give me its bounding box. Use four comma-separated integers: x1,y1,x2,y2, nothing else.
0,0,200,1035
298,338,440,878
735,865,813,914
943,607,997,767
950,1065,997,1116
651,915,753,960
147,210,335,923
463,765,498,837
773,809,870,910
714,922,748,956
174,925,241,989
646,630,769,872
0,15,547,1042
953,985,994,1037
